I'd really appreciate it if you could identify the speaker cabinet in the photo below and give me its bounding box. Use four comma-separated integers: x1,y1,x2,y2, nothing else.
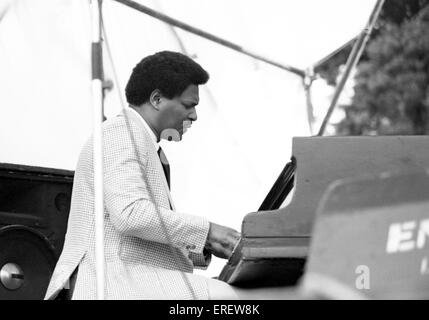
0,163,73,300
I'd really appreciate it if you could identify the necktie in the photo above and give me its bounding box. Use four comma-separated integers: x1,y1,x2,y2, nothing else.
157,146,170,189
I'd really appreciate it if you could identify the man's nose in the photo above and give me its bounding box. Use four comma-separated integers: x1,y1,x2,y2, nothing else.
189,108,197,121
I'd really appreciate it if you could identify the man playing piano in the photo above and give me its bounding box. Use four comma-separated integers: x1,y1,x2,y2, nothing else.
44,51,309,300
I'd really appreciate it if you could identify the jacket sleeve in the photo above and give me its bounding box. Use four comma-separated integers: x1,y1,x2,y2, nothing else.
189,249,212,269
103,121,210,255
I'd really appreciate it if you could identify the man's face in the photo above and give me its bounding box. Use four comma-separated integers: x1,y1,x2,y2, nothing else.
157,84,199,140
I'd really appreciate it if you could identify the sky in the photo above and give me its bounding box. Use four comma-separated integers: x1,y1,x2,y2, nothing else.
0,0,376,277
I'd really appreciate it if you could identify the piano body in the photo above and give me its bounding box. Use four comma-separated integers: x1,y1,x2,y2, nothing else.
219,135,429,287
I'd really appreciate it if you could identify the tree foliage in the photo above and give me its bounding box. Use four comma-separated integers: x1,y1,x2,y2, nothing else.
320,0,429,135
317,0,428,85
379,0,429,25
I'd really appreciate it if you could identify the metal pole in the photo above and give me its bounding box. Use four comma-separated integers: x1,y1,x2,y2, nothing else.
90,0,105,300
113,0,305,78
317,0,385,136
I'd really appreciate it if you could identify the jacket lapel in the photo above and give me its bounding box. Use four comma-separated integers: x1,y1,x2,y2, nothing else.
121,109,176,210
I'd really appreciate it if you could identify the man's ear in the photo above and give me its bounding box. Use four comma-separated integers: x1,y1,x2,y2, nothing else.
149,89,162,110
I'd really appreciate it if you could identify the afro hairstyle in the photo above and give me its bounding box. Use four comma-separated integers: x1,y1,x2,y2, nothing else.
125,51,209,106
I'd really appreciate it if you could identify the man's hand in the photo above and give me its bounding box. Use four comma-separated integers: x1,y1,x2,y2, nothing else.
204,222,241,259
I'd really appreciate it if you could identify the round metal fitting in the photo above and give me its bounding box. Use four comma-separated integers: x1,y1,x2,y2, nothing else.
0,263,24,290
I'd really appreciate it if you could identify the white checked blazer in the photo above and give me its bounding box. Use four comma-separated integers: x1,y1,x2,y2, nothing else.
44,108,211,300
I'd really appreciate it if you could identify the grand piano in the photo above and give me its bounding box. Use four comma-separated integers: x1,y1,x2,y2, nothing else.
219,135,429,288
